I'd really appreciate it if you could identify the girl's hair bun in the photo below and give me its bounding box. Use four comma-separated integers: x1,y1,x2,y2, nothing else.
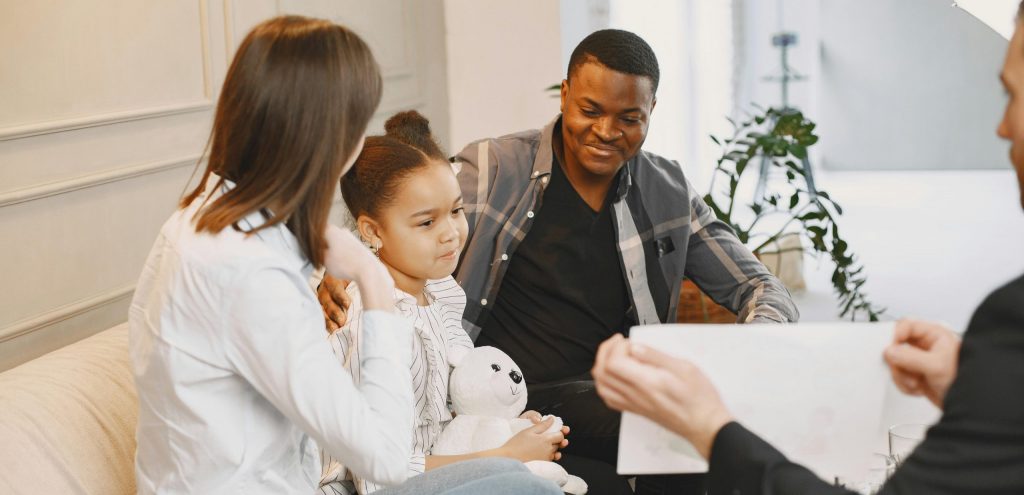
385,110,430,137
383,110,443,159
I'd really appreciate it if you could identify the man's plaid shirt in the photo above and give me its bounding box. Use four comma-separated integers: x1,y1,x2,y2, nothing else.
452,116,798,339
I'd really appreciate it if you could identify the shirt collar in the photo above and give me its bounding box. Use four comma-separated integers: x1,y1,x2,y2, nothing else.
393,286,425,307
392,275,457,308
216,177,312,277
530,116,559,181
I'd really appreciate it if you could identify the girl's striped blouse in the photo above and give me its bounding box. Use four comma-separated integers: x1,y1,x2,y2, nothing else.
320,276,474,495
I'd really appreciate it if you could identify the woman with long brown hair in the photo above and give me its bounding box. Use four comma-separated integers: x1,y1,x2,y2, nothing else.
129,16,560,495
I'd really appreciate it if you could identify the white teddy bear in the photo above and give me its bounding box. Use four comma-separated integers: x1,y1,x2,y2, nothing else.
432,346,588,495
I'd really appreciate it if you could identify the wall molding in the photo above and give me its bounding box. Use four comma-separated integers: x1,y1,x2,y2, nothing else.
224,0,236,65
1,1,217,142
0,285,135,344
199,0,214,99
0,100,213,142
376,4,415,79
0,154,201,208
382,67,416,79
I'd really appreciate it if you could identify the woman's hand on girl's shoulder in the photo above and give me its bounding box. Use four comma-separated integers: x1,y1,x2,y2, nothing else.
323,225,376,280
323,225,394,311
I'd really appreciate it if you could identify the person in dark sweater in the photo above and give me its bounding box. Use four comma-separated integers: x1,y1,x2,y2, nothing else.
590,6,1024,493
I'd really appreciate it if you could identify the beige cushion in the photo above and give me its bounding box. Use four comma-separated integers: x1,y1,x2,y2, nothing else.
0,323,137,494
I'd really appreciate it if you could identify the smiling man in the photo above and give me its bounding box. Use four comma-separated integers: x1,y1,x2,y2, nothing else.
451,30,799,494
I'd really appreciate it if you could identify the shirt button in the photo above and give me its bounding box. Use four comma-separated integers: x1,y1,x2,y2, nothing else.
531,170,540,178
481,298,488,306
526,211,535,218
541,176,549,184
501,254,509,261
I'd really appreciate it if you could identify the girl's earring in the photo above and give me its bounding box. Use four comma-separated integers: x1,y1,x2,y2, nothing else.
371,241,381,258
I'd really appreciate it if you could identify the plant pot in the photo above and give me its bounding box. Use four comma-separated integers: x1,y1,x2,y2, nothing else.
756,233,807,293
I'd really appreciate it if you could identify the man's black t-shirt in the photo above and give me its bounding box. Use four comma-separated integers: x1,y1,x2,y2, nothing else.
476,153,632,384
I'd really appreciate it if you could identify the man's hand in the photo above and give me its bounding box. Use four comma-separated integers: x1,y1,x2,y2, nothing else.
318,275,351,332
884,319,961,408
593,334,733,460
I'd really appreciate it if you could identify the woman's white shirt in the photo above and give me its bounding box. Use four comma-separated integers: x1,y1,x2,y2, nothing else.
129,188,414,494
320,277,474,494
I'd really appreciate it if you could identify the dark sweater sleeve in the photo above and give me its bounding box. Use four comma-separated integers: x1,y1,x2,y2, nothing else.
708,421,855,495
707,275,1024,495
876,276,1024,493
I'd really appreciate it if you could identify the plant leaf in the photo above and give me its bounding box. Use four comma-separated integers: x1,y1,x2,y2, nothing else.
737,158,750,176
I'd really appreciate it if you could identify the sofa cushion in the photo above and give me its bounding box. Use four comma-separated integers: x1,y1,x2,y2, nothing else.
0,322,136,494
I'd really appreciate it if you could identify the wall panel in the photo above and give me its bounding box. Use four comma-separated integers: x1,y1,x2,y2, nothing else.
0,1,211,138
0,0,450,371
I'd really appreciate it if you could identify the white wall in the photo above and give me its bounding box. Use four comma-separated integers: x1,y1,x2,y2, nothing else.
753,0,1007,170
443,0,563,153
0,0,449,371
795,170,1024,332
559,0,610,67
736,0,1008,171
604,0,693,182
816,0,1009,170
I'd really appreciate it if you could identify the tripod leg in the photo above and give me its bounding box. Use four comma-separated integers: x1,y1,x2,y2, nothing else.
754,152,771,204
801,155,818,198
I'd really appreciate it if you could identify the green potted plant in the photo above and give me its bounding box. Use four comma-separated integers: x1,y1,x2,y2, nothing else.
697,106,884,321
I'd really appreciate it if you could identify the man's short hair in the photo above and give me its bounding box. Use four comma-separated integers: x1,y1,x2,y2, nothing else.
567,29,660,93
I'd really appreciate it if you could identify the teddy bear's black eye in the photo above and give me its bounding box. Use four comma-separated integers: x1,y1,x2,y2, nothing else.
491,364,501,372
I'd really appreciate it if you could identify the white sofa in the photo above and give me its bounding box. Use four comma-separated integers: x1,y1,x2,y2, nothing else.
0,323,137,494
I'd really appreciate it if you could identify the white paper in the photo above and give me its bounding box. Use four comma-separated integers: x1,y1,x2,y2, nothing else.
617,322,893,480
954,0,1016,40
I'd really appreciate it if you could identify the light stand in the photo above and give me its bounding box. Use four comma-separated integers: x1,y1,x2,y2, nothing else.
754,32,818,202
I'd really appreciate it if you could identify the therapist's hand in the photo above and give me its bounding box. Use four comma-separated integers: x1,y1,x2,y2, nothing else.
884,319,961,408
322,225,394,311
592,334,734,460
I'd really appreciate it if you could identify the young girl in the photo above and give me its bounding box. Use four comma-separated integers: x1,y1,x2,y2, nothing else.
130,17,557,495
321,111,568,494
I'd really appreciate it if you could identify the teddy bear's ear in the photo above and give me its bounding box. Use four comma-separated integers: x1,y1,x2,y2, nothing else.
448,345,471,368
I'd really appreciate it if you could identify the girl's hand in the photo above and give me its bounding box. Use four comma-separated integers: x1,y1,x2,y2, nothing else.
518,410,543,423
517,411,571,444
498,416,566,462
322,225,394,311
